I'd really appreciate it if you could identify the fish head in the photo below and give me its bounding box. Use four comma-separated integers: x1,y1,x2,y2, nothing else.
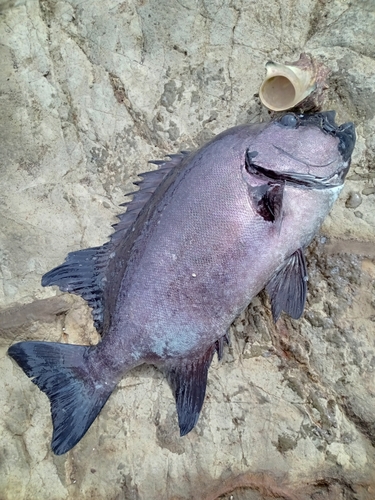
245,111,356,189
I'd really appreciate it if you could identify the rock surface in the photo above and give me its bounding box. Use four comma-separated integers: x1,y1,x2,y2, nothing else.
1,0,375,499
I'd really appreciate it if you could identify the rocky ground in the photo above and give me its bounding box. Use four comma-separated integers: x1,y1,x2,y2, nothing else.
0,0,374,498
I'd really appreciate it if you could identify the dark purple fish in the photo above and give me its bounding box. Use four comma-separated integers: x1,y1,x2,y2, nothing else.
8,111,355,455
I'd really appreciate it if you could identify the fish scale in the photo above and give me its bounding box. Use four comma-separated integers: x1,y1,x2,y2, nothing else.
8,111,356,455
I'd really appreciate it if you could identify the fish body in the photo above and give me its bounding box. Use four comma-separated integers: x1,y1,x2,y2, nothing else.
8,111,356,454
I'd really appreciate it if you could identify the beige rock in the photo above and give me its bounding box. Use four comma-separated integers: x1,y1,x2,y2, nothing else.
0,0,374,499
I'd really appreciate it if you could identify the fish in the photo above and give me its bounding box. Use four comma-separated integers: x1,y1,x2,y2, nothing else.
8,111,356,455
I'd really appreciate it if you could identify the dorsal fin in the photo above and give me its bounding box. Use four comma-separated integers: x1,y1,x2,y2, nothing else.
42,152,190,334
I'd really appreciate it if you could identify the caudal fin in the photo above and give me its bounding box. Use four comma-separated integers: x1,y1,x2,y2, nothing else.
8,341,114,455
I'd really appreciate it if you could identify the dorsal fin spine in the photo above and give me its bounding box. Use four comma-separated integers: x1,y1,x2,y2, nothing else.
41,151,190,335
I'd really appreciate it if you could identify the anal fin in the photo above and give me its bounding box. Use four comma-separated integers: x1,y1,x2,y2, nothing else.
266,248,308,322
165,346,216,436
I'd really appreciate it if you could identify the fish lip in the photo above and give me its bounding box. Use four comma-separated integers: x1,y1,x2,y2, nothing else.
336,121,356,162
298,111,339,134
245,149,349,190
300,112,356,162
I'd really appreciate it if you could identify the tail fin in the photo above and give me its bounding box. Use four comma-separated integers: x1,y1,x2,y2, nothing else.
8,341,115,455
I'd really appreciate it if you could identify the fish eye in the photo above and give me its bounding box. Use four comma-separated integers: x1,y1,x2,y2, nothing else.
279,114,298,128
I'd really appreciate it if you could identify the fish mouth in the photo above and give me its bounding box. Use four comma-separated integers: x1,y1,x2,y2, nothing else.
245,111,356,189
278,111,356,163
245,149,349,190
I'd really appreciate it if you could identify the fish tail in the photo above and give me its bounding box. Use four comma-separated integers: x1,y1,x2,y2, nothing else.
8,341,115,455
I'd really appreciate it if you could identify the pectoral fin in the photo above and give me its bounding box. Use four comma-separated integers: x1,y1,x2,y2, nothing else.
266,248,308,322
249,182,284,223
165,346,216,436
